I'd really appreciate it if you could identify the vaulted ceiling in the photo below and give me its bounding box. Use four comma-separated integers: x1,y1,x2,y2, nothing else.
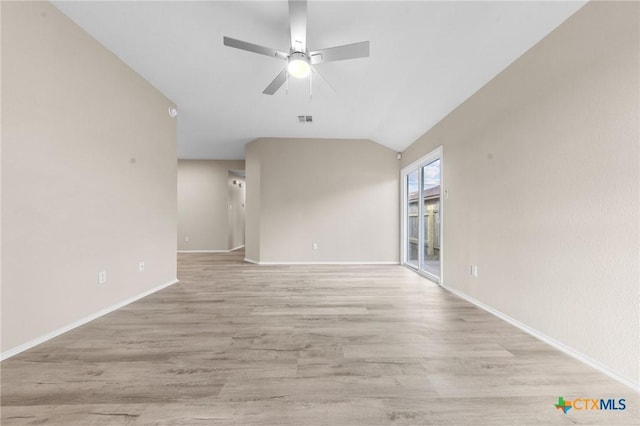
52,1,586,159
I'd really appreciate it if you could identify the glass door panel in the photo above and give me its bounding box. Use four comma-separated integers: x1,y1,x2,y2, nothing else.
421,159,440,279
406,170,420,269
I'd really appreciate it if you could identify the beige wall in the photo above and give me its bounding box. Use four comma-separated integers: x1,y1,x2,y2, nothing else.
1,2,178,355
177,160,244,251
246,138,399,263
402,1,639,385
245,143,261,262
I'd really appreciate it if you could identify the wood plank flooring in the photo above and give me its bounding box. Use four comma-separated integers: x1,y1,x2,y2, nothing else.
1,250,637,425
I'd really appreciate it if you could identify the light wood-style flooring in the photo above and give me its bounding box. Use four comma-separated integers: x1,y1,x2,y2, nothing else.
1,250,637,425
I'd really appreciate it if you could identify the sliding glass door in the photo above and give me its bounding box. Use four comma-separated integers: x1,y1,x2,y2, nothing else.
402,148,442,283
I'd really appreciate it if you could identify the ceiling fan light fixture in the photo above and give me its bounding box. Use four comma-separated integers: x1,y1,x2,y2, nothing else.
287,52,310,79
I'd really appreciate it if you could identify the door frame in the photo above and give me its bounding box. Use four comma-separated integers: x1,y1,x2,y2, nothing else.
400,146,444,285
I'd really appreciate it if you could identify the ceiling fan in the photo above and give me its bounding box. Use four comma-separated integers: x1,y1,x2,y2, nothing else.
223,0,370,95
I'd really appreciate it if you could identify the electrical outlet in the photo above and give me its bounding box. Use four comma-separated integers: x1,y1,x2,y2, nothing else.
473,265,479,277
98,271,107,284
138,261,145,272
312,242,318,250
185,236,189,242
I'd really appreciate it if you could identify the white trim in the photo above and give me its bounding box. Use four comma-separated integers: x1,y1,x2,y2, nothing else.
400,169,408,266
443,284,640,393
0,279,179,361
439,149,445,287
179,246,246,254
400,146,443,176
244,257,260,264
244,260,399,266
178,250,229,253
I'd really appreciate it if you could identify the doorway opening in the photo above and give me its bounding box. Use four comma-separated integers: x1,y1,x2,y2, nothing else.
228,169,246,251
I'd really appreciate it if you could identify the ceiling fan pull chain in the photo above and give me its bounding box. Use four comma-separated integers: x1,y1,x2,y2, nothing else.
309,70,313,100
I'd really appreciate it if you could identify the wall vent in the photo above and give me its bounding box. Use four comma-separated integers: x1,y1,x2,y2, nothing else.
297,115,313,123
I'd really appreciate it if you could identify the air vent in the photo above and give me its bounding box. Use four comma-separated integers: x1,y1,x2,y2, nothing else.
297,115,313,123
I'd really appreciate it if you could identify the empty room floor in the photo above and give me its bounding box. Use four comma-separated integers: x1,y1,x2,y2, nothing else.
1,250,636,425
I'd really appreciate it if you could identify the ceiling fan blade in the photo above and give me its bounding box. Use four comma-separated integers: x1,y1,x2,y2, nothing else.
309,41,370,65
223,36,288,60
288,0,307,52
311,66,336,93
263,68,288,95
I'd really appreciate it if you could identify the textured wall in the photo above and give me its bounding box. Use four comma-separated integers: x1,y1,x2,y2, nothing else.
402,1,639,385
246,138,399,263
2,2,177,353
245,143,261,262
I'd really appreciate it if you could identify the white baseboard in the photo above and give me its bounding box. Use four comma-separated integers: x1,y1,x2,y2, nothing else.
179,245,245,254
178,250,229,253
443,284,640,393
0,279,179,361
244,260,399,265
244,257,259,264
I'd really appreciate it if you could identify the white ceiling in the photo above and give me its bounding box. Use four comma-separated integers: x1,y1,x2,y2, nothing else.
52,1,586,160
